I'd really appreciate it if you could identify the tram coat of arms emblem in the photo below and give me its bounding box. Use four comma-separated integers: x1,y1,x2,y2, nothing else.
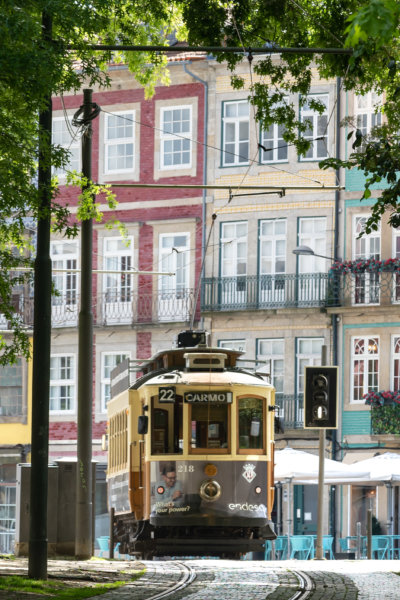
242,463,256,483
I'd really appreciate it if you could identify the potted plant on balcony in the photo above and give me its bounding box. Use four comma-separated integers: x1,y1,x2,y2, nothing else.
364,390,400,434
330,258,400,275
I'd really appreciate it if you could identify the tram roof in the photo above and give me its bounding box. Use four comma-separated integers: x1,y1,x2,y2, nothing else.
138,346,242,374
133,365,273,389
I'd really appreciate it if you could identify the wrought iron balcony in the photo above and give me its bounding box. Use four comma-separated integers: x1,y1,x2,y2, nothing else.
275,394,304,430
201,271,400,311
52,289,198,327
201,273,330,311
98,289,198,326
327,270,400,307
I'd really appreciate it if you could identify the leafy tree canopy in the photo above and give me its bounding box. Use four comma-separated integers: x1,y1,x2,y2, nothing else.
179,0,400,233
2,0,400,362
0,0,185,363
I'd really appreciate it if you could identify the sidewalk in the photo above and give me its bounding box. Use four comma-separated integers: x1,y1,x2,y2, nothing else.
0,556,144,600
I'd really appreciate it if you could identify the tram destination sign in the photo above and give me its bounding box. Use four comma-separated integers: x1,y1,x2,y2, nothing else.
184,391,232,403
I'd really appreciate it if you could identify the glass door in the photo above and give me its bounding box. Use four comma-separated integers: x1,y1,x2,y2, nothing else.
158,233,190,321
259,219,286,304
220,222,247,306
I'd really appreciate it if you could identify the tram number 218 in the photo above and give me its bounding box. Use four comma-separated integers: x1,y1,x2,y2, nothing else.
177,465,195,473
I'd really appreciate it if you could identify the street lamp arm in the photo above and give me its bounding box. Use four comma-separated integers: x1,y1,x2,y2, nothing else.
292,245,341,262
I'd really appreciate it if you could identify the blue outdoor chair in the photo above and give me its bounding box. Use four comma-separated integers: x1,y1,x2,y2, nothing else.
274,536,288,560
371,535,389,559
322,535,335,559
264,540,273,560
97,536,109,557
289,535,313,560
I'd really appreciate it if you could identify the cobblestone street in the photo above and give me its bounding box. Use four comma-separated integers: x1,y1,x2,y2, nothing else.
1,557,400,599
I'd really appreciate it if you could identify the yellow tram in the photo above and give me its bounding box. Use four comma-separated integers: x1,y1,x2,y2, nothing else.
107,330,276,558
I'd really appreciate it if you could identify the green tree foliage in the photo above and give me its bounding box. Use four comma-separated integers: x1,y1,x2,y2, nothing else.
179,0,400,232
0,1,184,363
3,0,400,363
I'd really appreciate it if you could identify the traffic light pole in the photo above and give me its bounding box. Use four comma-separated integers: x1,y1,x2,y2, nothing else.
315,345,327,560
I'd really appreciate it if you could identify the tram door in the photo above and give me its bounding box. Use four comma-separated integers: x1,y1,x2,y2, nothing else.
293,485,317,535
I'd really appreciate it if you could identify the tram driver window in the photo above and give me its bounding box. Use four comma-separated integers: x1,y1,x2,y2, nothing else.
150,394,183,455
190,402,229,451
238,397,264,451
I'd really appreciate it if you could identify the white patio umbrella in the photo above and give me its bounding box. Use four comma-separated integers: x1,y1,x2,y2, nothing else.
274,447,370,484
347,452,400,483
345,452,400,534
274,447,371,540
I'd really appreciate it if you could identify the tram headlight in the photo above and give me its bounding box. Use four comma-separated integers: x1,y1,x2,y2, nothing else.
204,463,218,477
199,479,222,502
255,486,262,494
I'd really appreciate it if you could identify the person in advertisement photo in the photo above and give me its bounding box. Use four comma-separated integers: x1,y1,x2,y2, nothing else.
153,462,189,515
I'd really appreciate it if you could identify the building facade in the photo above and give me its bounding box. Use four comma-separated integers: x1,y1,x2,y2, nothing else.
3,53,400,551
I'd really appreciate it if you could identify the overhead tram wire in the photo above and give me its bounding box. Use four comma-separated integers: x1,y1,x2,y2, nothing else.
68,43,353,56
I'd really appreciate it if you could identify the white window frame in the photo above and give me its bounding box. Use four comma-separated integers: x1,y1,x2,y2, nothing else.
296,338,324,396
159,233,190,293
222,100,250,166
50,240,78,305
260,98,288,163
104,111,135,174
103,236,134,302
351,336,379,403
393,229,400,303
218,339,246,353
50,354,75,414
354,92,383,138
353,215,381,260
257,338,284,394
298,217,327,274
101,352,131,413
300,94,329,160
392,335,400,392
52,116,80,178
220,221,248,278
259,219,287,275
160,105,192,170
353,215,381,305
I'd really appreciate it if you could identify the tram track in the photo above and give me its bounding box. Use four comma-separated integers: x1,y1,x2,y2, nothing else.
144,561,196,600
142,562,315,600
290,570,314,599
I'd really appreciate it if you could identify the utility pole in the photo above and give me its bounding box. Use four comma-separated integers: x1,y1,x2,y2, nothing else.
315,345,327,560
75,89,96,558
28,11,52,581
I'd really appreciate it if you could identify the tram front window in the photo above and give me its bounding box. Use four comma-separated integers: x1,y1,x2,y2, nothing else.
190,402,229,451
151,395,183,455
238,397,264,450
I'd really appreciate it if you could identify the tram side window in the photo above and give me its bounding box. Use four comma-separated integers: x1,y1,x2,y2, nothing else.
151,395,183,455
238,397,264,450
190,403,229,450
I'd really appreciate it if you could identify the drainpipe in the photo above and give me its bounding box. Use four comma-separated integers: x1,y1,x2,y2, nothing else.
183,62,208,327
331,76,342,543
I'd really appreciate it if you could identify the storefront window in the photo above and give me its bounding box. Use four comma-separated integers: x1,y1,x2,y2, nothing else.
238,397,264,450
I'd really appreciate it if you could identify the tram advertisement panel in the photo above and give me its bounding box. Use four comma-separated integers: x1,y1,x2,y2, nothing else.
150,460,268,523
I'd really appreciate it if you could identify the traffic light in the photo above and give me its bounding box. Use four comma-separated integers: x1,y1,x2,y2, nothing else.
304,366,338,429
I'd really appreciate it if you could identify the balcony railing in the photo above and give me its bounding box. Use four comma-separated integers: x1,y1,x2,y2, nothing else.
0,290,199,329
275,394,304,430
201,273,329,311
201,271,400,311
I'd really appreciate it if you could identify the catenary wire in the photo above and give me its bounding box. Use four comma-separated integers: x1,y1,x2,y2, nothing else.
100,108,328,186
